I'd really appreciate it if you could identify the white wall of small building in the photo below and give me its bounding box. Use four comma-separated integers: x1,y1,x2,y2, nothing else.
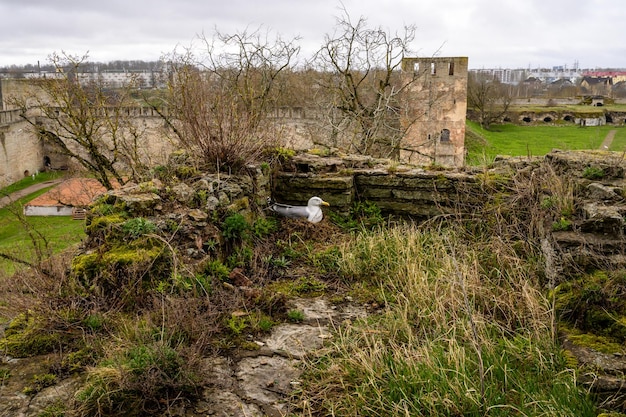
23,205,73,216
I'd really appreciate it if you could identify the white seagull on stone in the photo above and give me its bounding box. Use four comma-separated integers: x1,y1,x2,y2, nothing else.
267,196,330,223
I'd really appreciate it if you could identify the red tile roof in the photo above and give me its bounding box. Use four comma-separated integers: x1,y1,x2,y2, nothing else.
26,178,107,208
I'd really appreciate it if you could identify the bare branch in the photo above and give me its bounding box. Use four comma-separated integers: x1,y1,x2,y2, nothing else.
310,8,418,157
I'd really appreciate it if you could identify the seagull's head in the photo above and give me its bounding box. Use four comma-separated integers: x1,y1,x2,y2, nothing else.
308,196,330,208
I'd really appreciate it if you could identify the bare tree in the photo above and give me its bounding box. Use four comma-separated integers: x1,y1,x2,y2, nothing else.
9,52,145,189
467,71,512,130
159,28,299,172
310,8,419,157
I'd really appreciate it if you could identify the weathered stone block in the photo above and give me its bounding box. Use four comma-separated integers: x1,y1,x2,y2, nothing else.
171,183,194,203
374,200,452,217
107,190,161,215
586,182,622,201
580,202,625,235
275,174,353,190
391,188,444,201
355,174,404,188
359,187,393,199
400,175,454,190
273,190,352,208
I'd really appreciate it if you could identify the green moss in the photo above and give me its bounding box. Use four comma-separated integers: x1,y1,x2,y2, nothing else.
85,213,126,235
268,276,327,297
0,313,63,357
61,347,98,373
71,252,100,278
222,213,249,240
239,340,261,351
308,147,332,157
552,217,572,231
567,331,624,355
562,349,579,368
582,166,605,180
287,309,305,322
37,400,67,417
554,269,626,342
175,165,198,179
23,373,57,395
105,246,163,267
252,217,278,238
71,242,167,288
272,147,296,160
203,260,230,282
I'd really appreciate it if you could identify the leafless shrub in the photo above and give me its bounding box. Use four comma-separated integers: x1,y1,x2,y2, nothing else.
160,28,299,172
9,52,151,190
310,6,424,157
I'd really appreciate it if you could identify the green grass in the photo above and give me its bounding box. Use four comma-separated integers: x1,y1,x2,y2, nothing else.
0,171,64,197
510,103,626,113
607,128,626,153
0,188,85,275
301,225,596,417
466,121,625,165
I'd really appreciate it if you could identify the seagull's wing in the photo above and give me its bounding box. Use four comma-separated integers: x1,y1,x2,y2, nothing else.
269,202,310,219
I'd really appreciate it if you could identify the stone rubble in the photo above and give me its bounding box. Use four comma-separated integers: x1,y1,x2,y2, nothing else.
0,297,367,417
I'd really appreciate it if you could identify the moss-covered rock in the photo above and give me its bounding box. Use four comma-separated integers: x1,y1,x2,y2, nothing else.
85,213,126,236
72,244,166,282
0,313,63,358
554,270,626,342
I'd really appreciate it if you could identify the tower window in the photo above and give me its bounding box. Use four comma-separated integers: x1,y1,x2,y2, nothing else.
441,129,450,142
448,62,455,75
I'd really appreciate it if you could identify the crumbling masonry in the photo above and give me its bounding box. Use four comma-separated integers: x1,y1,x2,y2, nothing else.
400,57,468,166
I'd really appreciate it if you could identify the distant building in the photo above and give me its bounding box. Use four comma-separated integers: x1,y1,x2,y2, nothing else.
400,57,468,167
471,65,584,85
23,177,108,217
76,70,165,89
579,76,612,96
583,71,626,84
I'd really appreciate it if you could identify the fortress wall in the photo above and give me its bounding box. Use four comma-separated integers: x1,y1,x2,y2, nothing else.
0,120,44,187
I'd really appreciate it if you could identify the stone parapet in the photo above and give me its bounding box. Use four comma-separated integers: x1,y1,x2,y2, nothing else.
273,153,481,218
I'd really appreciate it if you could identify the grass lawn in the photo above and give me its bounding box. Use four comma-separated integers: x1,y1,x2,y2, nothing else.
466,121,625,165
0,171,65,196
607,128,626,153
0,187,85,276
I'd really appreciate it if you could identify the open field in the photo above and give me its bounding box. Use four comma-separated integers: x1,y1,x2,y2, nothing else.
465,121,626,165
509,103,626,113
0,187,85,276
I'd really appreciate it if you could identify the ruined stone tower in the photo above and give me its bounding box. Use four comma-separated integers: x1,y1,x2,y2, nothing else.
400,57,468,167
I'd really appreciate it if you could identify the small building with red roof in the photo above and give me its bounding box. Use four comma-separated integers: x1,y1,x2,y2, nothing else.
24,178,107,217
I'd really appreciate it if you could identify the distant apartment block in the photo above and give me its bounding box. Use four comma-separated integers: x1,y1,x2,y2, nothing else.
472,66,583,85
1,69,165,89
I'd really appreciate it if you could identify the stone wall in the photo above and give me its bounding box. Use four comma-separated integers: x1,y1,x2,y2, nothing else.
0,119,44,187
0,110,176,187
273,151,626,282
272,153,480,218
0,64,470,187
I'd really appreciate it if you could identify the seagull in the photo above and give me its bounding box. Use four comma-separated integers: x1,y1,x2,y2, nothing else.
267,196,330,223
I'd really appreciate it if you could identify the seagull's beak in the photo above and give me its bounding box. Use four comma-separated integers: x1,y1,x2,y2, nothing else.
321,201,330,206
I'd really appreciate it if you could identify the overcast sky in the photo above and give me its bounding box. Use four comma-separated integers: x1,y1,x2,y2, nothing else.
1,0,624,70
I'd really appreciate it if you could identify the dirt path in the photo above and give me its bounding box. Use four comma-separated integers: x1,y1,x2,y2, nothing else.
600,129,617,150
0,179,63,209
